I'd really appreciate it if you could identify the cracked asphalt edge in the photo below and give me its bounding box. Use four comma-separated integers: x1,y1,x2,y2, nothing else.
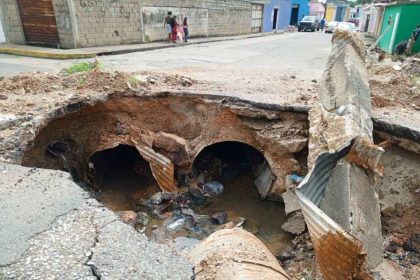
0,163,193,280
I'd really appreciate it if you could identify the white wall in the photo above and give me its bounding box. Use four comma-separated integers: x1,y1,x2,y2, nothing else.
0,6,6,43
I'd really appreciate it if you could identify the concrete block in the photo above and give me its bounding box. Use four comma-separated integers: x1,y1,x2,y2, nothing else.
320,160,383,269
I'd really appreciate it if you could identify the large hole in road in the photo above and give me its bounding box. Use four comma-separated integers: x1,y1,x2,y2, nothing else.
22,94,310,257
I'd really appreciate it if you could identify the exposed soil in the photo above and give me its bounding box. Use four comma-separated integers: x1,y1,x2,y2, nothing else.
369,58,420,110
374,144,420,279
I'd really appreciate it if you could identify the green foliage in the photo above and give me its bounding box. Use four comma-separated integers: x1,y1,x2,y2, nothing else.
63,58,102,75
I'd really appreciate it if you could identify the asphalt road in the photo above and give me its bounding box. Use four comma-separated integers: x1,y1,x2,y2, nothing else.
0,31,331,80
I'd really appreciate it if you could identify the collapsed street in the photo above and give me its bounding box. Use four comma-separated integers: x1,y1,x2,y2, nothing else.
0,31,419,280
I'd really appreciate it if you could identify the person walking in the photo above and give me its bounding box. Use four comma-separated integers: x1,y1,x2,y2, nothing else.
183,17,189,43
164,11,173,42
170,15,178,43
320,18,326,31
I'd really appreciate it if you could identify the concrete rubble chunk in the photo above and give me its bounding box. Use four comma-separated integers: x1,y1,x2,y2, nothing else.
282,189,301,215
281,211,306,235
0,114,20,130
373,261,405,280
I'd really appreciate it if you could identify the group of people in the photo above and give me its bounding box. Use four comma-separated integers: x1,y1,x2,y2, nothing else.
164,11,189,43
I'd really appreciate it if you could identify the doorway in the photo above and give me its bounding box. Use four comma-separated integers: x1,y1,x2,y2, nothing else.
290,4,299,25
364,14,370,32
16,0,60,46
273,8,278,30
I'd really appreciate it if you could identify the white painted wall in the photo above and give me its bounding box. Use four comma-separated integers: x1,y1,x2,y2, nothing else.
0,6,6,43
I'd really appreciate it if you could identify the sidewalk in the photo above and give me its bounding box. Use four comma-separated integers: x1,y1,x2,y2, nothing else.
0,31,283,60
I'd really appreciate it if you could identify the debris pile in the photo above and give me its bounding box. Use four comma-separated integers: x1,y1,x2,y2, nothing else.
369,58,420,110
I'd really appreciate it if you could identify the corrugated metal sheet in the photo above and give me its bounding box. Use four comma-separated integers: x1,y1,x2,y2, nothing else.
17,0,60,44
253,160,273,199
131,138,177,193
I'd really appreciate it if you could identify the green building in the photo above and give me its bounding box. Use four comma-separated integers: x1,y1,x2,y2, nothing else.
378,2,420,54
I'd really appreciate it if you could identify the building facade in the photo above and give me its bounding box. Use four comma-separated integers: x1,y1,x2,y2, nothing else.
290,0,310,25
0,0,265,48
310,1,325,19
359,4,385,35
263,0,310,32
378,2,420,54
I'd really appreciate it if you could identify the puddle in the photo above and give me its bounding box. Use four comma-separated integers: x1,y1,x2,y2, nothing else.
90,143,293,256
95,170,292,256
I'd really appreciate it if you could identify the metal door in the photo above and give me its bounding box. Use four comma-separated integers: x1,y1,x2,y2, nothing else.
17,0,60,45
251,4,263,33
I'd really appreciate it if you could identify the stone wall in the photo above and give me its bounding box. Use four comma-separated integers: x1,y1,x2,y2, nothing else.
0,0,24,44
72,0,142,48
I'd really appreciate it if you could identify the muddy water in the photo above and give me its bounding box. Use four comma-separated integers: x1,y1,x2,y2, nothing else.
96,170,292,256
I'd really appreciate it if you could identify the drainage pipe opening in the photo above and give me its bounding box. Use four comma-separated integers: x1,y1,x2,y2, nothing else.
88,144,159,211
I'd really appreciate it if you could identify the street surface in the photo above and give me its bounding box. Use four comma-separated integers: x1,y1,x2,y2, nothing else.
0,32,331,81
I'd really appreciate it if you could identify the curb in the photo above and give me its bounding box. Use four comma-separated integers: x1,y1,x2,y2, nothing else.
0,31,284,59
0,47,96,60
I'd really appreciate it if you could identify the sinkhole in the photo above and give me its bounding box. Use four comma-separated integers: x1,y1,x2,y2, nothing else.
21,95,312,257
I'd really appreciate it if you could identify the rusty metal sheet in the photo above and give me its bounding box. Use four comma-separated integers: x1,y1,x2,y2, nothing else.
345,138,385,178
131,138,177,193
17,0,60,44
189,228,290,280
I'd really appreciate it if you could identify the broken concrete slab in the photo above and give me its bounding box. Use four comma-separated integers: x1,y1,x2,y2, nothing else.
296,30,383,279
0,163,88,265
320,160,383,268
319,30,371,114
0,207,193,280
282,189,301,215
0,163,193,279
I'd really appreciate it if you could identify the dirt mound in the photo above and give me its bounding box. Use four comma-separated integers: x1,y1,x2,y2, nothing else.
0,71,197,97
369,60,420,110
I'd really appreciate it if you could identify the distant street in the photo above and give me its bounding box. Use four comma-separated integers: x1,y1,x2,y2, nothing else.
0,32,331,81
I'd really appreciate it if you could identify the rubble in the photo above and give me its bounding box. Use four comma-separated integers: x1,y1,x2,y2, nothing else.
281,211,306,235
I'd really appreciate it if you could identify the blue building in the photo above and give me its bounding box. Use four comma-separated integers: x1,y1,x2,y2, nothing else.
263,0,310,32
290,0,310,26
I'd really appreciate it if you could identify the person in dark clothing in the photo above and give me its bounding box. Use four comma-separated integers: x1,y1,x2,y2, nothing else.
406,24,420,55
183,18,189,42
320,18,326,31
394,40,408,55
413,25,420,41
